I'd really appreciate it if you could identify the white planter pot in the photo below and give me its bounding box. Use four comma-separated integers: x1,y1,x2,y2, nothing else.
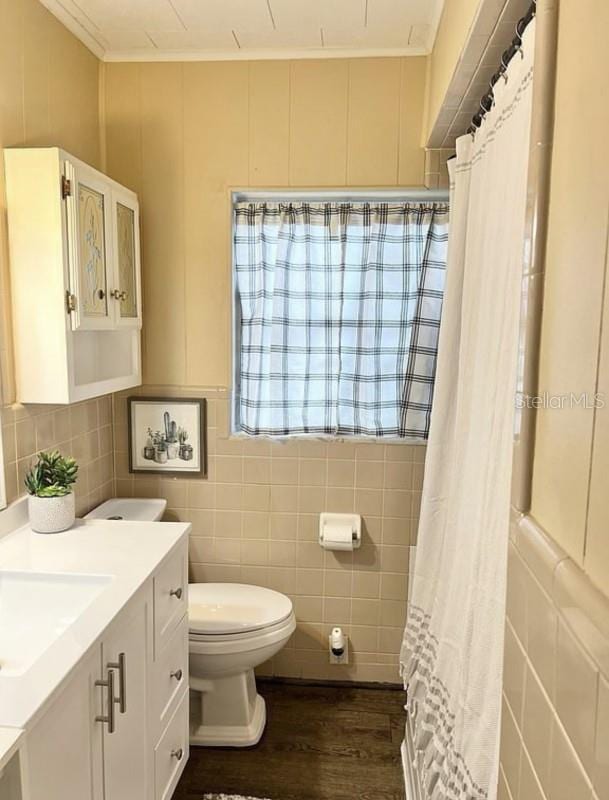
28,492,76,534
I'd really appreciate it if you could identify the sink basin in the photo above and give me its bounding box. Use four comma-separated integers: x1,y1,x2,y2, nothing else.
0,570,113,676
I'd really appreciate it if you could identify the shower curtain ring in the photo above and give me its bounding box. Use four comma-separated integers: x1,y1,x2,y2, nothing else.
500,54,510,80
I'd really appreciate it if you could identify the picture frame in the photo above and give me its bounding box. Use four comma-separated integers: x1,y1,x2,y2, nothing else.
127,396,207,478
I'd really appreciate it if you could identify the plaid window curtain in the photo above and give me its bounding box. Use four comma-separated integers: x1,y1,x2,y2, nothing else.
234,201,449,438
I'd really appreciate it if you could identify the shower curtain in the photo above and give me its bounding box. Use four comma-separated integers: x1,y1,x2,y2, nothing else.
400,19,535,800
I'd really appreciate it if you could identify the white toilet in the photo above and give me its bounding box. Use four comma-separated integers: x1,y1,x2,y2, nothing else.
188,583,295,747
84,498,296,748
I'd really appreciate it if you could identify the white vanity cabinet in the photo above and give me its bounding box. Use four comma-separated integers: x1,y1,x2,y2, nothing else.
23,539,189,800
4,148,142,404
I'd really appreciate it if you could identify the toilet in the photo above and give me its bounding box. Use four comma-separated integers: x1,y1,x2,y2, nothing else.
188,582,295,747
84,498,296,748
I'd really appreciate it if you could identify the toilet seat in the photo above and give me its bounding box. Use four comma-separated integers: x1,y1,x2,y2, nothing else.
189,613,296,655
188,583,293,636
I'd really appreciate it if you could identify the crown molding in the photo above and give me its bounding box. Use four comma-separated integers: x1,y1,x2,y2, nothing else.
102,45,429,63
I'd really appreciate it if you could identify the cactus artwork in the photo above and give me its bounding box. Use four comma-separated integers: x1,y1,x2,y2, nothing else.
129,398,206,477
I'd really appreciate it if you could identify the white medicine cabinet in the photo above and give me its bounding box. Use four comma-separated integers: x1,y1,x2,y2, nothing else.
4,148,142,404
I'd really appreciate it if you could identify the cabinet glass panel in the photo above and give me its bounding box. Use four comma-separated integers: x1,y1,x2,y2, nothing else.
116,202,138,318
78,184,108,317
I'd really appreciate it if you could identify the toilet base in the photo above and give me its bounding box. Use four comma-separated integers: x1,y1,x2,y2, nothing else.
189,668,266,747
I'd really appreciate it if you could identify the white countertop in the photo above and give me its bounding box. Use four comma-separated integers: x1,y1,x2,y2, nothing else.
0,726,23,773
0,517,190,731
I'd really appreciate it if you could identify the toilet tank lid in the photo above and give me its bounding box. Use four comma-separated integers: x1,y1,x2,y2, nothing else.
84,498,167,522
189,583,293,634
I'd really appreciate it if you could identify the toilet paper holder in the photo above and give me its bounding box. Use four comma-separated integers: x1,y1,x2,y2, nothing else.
319,512,362,550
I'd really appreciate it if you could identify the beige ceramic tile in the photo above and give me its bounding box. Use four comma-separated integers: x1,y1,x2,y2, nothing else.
522,664,553,792
503,622,526,725
548,717,594,800
500,699,522,800
555,619,599,774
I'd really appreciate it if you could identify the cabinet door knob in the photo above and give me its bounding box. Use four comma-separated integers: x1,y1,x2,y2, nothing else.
95,669,116,734
171,748,184,761
169,587,183,600
97,288,106,300
110,289,121,300
170,668,183,682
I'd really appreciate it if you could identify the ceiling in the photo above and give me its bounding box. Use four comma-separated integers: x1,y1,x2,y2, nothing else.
40,0,445,62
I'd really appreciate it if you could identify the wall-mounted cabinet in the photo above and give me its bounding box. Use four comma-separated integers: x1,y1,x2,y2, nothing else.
4,148,142,404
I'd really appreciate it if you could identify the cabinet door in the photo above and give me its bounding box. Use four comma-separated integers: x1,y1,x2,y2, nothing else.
64,159,114,331
102,590,151,800
25,648,103,800
110,187,142,329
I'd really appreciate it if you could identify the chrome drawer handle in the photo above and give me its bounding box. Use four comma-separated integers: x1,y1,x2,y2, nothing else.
107,652,127,713
169,587,183,600
171,747,184,761
95,669,116,734
170,668,183,682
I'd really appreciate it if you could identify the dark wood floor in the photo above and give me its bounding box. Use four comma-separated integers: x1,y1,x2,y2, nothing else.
173,681,407,800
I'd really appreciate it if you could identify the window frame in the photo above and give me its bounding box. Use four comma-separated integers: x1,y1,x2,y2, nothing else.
229,188,449,442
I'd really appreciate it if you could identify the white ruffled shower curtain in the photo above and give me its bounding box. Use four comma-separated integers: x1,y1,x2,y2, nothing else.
401,19,535,800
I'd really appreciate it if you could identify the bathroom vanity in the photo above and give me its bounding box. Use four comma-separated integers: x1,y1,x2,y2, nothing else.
0,510,190,800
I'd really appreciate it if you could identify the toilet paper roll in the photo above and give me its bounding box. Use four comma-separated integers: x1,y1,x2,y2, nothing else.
321,522,354,551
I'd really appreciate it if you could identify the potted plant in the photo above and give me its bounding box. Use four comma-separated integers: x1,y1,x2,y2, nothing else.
178,427,193,460
143,427,156,460
24,450,79,534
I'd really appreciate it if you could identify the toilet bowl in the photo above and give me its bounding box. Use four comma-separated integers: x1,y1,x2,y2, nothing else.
188,583,296,747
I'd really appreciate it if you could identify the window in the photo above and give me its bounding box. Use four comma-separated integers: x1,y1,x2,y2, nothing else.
232,195,449,440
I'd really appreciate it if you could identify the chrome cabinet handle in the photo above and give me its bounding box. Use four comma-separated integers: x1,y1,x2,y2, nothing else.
110,289,128,301
169,587,183,600
170,668,183,682
107,652,127,713
95,669,116,734
171,747,184,761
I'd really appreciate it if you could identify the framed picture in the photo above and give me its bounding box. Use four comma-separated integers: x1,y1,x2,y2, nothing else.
128,397,207,477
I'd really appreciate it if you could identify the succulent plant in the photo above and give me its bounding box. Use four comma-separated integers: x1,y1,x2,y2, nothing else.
24,451,78,498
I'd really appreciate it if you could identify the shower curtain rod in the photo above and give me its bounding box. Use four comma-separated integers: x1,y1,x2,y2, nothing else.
467,0,536,136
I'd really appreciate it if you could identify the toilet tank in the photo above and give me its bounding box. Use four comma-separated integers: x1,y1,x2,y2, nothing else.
84,498,167,522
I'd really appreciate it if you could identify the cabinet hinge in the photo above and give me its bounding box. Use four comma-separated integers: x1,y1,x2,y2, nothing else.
61,176,72,199
66,291,77,313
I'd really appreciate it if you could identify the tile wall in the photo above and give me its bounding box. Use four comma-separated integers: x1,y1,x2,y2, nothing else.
424,148,454,189
499,513,608,800
113,386,424,683
2,396,114,515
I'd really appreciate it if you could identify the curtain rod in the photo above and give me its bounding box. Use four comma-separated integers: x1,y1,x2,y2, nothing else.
467,0,536,136
232,189,449,203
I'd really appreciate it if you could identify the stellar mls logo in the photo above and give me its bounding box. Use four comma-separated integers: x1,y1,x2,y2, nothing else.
515,392,606,410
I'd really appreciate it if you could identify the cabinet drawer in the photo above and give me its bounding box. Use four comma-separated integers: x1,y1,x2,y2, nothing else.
154,546,187,654
154,614,189,737
154,691,189,800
